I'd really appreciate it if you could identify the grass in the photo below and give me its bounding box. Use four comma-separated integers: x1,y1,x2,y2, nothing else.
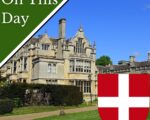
4,106,59,116
1,102,97,116
147,113,150,120
35,110,150,120
35,110,100,120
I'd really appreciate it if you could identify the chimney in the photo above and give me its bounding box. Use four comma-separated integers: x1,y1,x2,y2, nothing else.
129,56,135,63
59,18,66,39
148,52,150,61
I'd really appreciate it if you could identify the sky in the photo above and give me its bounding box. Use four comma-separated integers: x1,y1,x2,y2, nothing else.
35,0,150,64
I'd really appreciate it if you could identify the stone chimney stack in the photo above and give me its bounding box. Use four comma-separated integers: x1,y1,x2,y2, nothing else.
57,18,66,59
130,56,135,63
148,52,150,61
59,18,66,39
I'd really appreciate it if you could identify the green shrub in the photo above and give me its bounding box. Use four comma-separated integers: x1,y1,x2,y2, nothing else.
48,85,83,106
93,98,98,102
26,84,83,106
1,83,27,104
0,83,83,106
64,87,83,106
13,98,23,107
0,99,14,114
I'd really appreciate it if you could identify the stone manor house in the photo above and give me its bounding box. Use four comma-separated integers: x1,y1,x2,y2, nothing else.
0,19,97,101
97,54,150,74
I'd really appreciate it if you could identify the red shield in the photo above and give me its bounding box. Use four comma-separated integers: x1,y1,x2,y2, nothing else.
98,74,150,120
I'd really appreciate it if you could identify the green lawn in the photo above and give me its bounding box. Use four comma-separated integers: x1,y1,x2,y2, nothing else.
35,110,100,120
2,102,97,116
4,106,59,116
35,111,150,120
147,113,150,120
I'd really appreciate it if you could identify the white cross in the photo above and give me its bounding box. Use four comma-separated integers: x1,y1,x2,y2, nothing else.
98,74,149,120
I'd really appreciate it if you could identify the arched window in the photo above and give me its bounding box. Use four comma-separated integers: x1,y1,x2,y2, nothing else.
75,39,85,53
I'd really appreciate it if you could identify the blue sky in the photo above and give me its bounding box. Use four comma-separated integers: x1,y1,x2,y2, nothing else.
35,0,150,64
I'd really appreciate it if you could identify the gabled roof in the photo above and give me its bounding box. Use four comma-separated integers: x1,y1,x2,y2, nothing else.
97,61,150,72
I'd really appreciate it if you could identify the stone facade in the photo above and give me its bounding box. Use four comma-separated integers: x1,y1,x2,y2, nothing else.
0,19,98,101
97,54,150,74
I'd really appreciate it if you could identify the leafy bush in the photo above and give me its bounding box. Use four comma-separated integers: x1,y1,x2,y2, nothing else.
13,98,23,107
93,98,98,102
0,99,14,114
0,83,83,106
27,84,83,106
62,86,83,106
1,83,27,104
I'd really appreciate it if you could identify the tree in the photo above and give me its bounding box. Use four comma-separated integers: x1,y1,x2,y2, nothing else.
96,55,112,66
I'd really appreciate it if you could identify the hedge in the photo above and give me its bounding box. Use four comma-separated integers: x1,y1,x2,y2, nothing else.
0,83,83,106
0,99,14,114
13,98,23,107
